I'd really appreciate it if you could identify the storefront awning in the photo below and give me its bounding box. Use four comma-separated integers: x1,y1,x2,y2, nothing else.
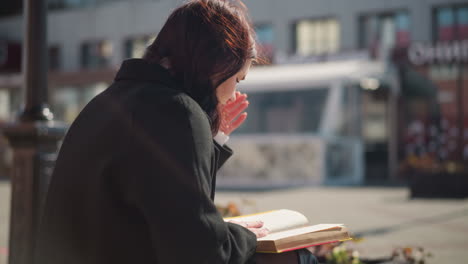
239,59,387,92
400,64,438,99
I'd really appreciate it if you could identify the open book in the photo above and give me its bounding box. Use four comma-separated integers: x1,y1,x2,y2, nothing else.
225,209,351,253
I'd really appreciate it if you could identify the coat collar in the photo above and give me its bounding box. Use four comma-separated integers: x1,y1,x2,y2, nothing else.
114,58,179,89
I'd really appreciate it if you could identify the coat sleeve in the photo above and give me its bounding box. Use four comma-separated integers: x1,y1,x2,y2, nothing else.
118,96,257,264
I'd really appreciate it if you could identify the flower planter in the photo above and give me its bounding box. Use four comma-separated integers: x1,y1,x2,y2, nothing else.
409,171,468,198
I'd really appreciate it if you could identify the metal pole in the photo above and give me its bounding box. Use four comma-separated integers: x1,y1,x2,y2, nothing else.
2,0,67,263
388,70,400,182
20,0,53,122
457,63,464,165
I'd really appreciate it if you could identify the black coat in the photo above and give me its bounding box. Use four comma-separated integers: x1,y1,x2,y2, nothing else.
35,59,257,264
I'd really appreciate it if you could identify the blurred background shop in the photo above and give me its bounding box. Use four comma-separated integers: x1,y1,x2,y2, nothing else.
0,0,467,193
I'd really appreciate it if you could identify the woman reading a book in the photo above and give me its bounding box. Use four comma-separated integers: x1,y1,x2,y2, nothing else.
35,0,317,263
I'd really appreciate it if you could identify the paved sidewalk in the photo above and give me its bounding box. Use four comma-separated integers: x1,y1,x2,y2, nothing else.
0,182,9,264
1,181,467,263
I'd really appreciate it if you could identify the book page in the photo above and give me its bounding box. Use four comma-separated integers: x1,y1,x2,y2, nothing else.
257,224,344,241
225,209,309,233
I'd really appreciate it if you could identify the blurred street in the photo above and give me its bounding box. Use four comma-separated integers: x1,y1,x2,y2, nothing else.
1,180,468,264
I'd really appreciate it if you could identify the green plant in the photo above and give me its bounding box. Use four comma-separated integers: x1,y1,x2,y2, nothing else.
326,245,363,264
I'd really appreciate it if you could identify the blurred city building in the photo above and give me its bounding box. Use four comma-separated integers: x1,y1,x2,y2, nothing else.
0,0,467,194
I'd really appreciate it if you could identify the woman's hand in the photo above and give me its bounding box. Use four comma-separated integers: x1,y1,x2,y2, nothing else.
219,91,249,135
228,220,269,238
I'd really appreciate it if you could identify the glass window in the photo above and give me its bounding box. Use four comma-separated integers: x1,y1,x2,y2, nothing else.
234,89,329,134
434,5,468,41
0,43,6,66
53,83,107,123
295,18,340,56
0,88,20,122
360,11,410,49
0,1,22,17
0,89,9,121
362,93,388,143
360,15,379,50
49,45,61,71
380,16,396,48
124,35,156,59
255,24,274,64
49,0,99,10
436,7,455,41
457,7,468,39
54,87,80,123
395,12,410,46
80,40,113,69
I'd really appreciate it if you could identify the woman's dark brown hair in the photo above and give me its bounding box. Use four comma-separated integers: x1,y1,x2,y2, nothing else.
143,0,257,134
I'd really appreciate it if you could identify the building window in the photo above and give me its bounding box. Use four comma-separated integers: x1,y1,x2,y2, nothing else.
48,45,61,71
359,11,410,49
234,89,329,134
124,35,156,59
48,0,103,10
0,88,20,122
0,42,21,73
434,5,468,42
80,40,113,70
294,18,340,56
53,83,107,123
254,24,274,64
0,1,22,18
0,89,10,121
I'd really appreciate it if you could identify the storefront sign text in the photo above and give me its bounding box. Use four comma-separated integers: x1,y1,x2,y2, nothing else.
409,40,468,65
